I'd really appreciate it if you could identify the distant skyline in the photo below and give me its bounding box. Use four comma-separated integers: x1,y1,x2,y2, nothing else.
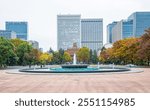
0,0,150,51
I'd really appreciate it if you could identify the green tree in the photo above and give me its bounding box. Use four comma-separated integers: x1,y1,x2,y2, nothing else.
77,47,90,63
89,50,99,64
11,38,43,66
17,42,33,65
0,37,17,68
10,38,24,47
51,52,60,64
89,49,93,64
92,50,98,64
58,48,64,64
51,49,65,64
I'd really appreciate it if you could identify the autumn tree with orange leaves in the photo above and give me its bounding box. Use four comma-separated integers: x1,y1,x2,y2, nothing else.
99,28,150,66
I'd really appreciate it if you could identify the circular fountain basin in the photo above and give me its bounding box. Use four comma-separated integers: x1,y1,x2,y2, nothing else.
19,66,130,73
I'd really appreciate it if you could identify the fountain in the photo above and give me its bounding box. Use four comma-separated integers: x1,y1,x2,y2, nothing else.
61,53,88,68
73,53,77,65
19,52,130,73
112,63,115,69
97,62,100,68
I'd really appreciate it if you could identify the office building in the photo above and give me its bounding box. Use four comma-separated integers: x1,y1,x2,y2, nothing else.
6,22,28,40
57,15,81,50
110,12,150,43
28,40,39,49
128,12,150,37
112,20,133,43
81,19,103,51
0,30,16,39
107,22,118,43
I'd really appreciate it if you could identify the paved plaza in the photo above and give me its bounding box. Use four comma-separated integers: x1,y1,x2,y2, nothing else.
0,68,150,93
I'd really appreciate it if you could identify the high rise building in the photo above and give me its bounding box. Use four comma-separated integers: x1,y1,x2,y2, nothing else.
0,30,16,39
57,15,81,50
110,12,150,43
5,22,28,40
107,22,118,43
128,12,150,37
112,20,133,43
81,19,103,51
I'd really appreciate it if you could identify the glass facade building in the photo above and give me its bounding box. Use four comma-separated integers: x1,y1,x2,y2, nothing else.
112,20,133,43
122,20,133,38
109,12,150,43
57,15,81,50
0,30,16,39
107,22,118,43
81,19,103,51
128,12,150,37
5,22,28,40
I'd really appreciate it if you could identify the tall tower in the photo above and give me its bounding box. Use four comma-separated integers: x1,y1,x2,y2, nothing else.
128,12,150,37
81,19,103,51
112,20,133,43
107,21,118,43
57,15,81,50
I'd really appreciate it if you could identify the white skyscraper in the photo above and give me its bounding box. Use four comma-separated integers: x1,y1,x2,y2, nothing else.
57,15,81,50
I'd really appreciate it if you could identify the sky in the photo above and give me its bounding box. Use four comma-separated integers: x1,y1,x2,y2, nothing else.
0,0,150,51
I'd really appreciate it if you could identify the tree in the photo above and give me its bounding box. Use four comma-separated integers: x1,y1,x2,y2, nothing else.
24,48,41,67
58,48,64,64
89,49,93,64
39,53,52,66
51,52,60,64
77,47,90,63
99,28,150,66
31,48,41,65
92,50,98,64
51,49,65,64
99,48,114,64
112,39,127,64
11,38,33,65
16,42,33,65
125,38,140,64
10,38,24,47
10,38,43,66
0,37,17,68
48,47,54,54
138,28,150,66
63,52,72,63
99,37,140,65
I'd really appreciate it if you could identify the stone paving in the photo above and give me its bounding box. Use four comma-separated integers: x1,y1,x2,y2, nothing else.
0,68,150,93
